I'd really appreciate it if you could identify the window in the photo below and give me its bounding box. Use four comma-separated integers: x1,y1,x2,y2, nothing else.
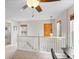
20,24,27,36
44,23,53,37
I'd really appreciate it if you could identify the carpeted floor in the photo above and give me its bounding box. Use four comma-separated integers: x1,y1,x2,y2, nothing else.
5,46,67,59
12,50,53,59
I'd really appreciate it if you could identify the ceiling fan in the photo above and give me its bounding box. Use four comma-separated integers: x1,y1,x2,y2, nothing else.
21,0,60,12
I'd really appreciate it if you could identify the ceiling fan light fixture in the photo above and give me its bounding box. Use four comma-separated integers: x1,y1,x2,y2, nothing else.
27,0,40,8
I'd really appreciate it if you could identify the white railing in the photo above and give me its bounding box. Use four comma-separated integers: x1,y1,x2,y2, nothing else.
17,36,66,53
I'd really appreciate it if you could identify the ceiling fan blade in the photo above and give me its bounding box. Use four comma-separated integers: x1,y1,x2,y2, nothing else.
35,5,42,12
22,4,28,10
39,0,60,2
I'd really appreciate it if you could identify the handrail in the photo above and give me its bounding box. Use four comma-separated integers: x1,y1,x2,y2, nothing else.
17,35,66,53
17,36,65,39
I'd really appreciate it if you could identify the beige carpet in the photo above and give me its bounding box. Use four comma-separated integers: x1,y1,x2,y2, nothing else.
5,46,67,59
12,50,53,59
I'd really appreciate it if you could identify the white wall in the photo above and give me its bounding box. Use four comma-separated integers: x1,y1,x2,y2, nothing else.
18,20,51,36
11,20,18,47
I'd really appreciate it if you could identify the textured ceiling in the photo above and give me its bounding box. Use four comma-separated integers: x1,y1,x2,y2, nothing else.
5,0,74,21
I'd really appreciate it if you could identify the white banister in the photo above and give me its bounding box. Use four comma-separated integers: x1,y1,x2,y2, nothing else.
17,36,66,52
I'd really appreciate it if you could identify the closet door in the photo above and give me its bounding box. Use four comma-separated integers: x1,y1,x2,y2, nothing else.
5,23,11,45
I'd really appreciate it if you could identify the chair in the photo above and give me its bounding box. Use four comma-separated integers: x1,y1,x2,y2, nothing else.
51,48,72,59
51,48,58,59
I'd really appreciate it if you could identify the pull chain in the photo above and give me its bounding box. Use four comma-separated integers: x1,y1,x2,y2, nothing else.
50,16,53,22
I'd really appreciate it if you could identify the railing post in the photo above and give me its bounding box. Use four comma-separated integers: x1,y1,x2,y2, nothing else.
38,35,40,52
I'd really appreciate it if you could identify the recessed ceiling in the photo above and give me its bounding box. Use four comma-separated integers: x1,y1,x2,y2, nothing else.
5,0,74,21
